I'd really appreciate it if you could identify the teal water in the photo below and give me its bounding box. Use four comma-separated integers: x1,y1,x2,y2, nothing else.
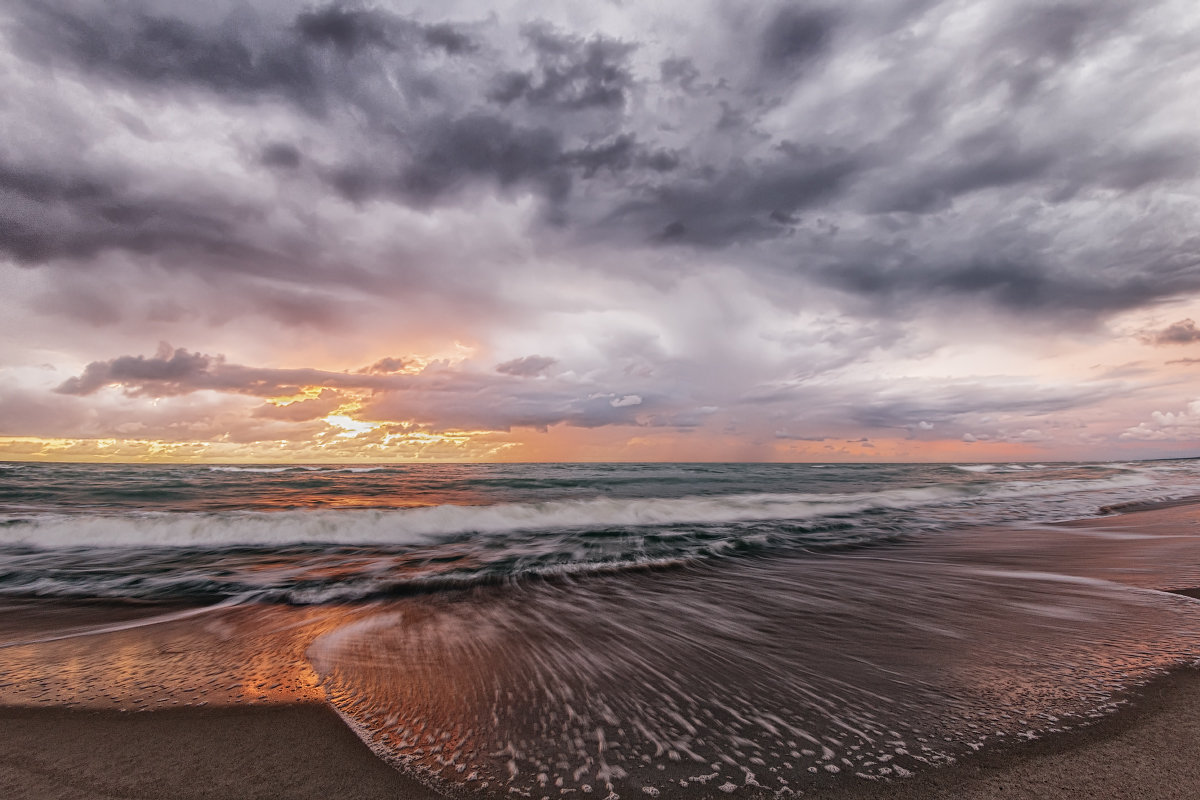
0,459,1195,602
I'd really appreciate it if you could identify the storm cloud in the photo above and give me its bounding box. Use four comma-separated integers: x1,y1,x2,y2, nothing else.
2,0,1199,461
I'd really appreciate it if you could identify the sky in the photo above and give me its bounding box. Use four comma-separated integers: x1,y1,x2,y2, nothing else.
1,0,1199,463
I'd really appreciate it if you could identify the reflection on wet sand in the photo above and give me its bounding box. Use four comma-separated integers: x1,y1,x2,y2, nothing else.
0,603,364,709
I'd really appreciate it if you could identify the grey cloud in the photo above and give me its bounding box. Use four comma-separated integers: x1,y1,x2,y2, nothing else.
32,284,123,327
329,122,679,217
845,381,1112,430
745,373,1123,444
362,383,655,432
18,2,476,106
260,142,302,169
398,114,569,204
57,344,213,396
317,114,574,208
1145,319,1200,345
18,3,316,102
991,3,1136,76
358,356,408,375
868,129,1056,214
55,344,405,398
496,355,557,377
4,0,1200,458
296,6,393,54
565,135,636,178
611,145,859,246
659,57,699,91
296,5,477,56
52,344,671,433
773,431,828,441
760,7,840,72
818,255,1181,317
867,130,1197,215
0,155,265,266
489,24,635,110
421,23,477,55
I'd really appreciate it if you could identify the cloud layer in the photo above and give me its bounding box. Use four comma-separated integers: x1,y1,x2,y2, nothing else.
2,0,1200,461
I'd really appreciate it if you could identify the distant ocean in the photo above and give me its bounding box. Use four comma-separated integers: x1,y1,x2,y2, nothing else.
3,459,1200,796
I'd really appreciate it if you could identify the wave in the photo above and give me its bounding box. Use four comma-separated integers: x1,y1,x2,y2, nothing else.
953,463,1038,473
0,471,1156,551
206,465,394,475
207,466,297,473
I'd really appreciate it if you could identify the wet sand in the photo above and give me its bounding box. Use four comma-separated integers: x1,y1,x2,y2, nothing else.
2,668,1200,799
0,703,440,800
4,500,1200,798
810,667,1200,800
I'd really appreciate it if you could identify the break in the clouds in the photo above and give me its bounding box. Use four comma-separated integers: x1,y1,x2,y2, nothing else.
2,0,1199,462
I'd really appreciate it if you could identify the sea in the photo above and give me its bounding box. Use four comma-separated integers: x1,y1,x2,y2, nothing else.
2,459,1200,797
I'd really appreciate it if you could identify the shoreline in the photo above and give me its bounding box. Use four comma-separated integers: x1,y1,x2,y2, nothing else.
4,667,1200,799
807,665,1200,800
2,499,1200,798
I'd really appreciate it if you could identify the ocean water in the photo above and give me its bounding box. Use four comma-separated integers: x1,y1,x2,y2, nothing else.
2,459,1200,797
0,459,1194,602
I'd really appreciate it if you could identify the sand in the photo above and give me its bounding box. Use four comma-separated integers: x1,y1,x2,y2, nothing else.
3,671,1200,799
0,703,440,800
809,667,1200,800
5,500,1200,798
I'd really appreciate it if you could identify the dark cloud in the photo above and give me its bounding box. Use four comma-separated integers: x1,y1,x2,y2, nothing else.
358,356,408,375
17,3,315,101
565,135,636,178
760,7,839,72
610,145,859,246
17,2,477,106
4,0,1200,459
496,355,557,377
868,129,1056,214
1145,319,1200,346
296,6,393,54
57,344,213,396
55,344,406,398
421,23,477,55
818,255,1184,317
659,57,699,91
296,5,476,56
398,114,568,204
0,154,271,267
260,142,302,170
490,24,635,110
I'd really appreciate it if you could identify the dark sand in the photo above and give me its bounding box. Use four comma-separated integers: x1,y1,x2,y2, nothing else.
0,703,440,800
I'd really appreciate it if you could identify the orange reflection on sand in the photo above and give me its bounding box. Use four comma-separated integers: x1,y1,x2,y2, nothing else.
0,603,368,710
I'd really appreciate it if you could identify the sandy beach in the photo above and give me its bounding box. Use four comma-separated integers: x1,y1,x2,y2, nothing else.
0,703,436,800
3,496,1200,799
2,668,1200,800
